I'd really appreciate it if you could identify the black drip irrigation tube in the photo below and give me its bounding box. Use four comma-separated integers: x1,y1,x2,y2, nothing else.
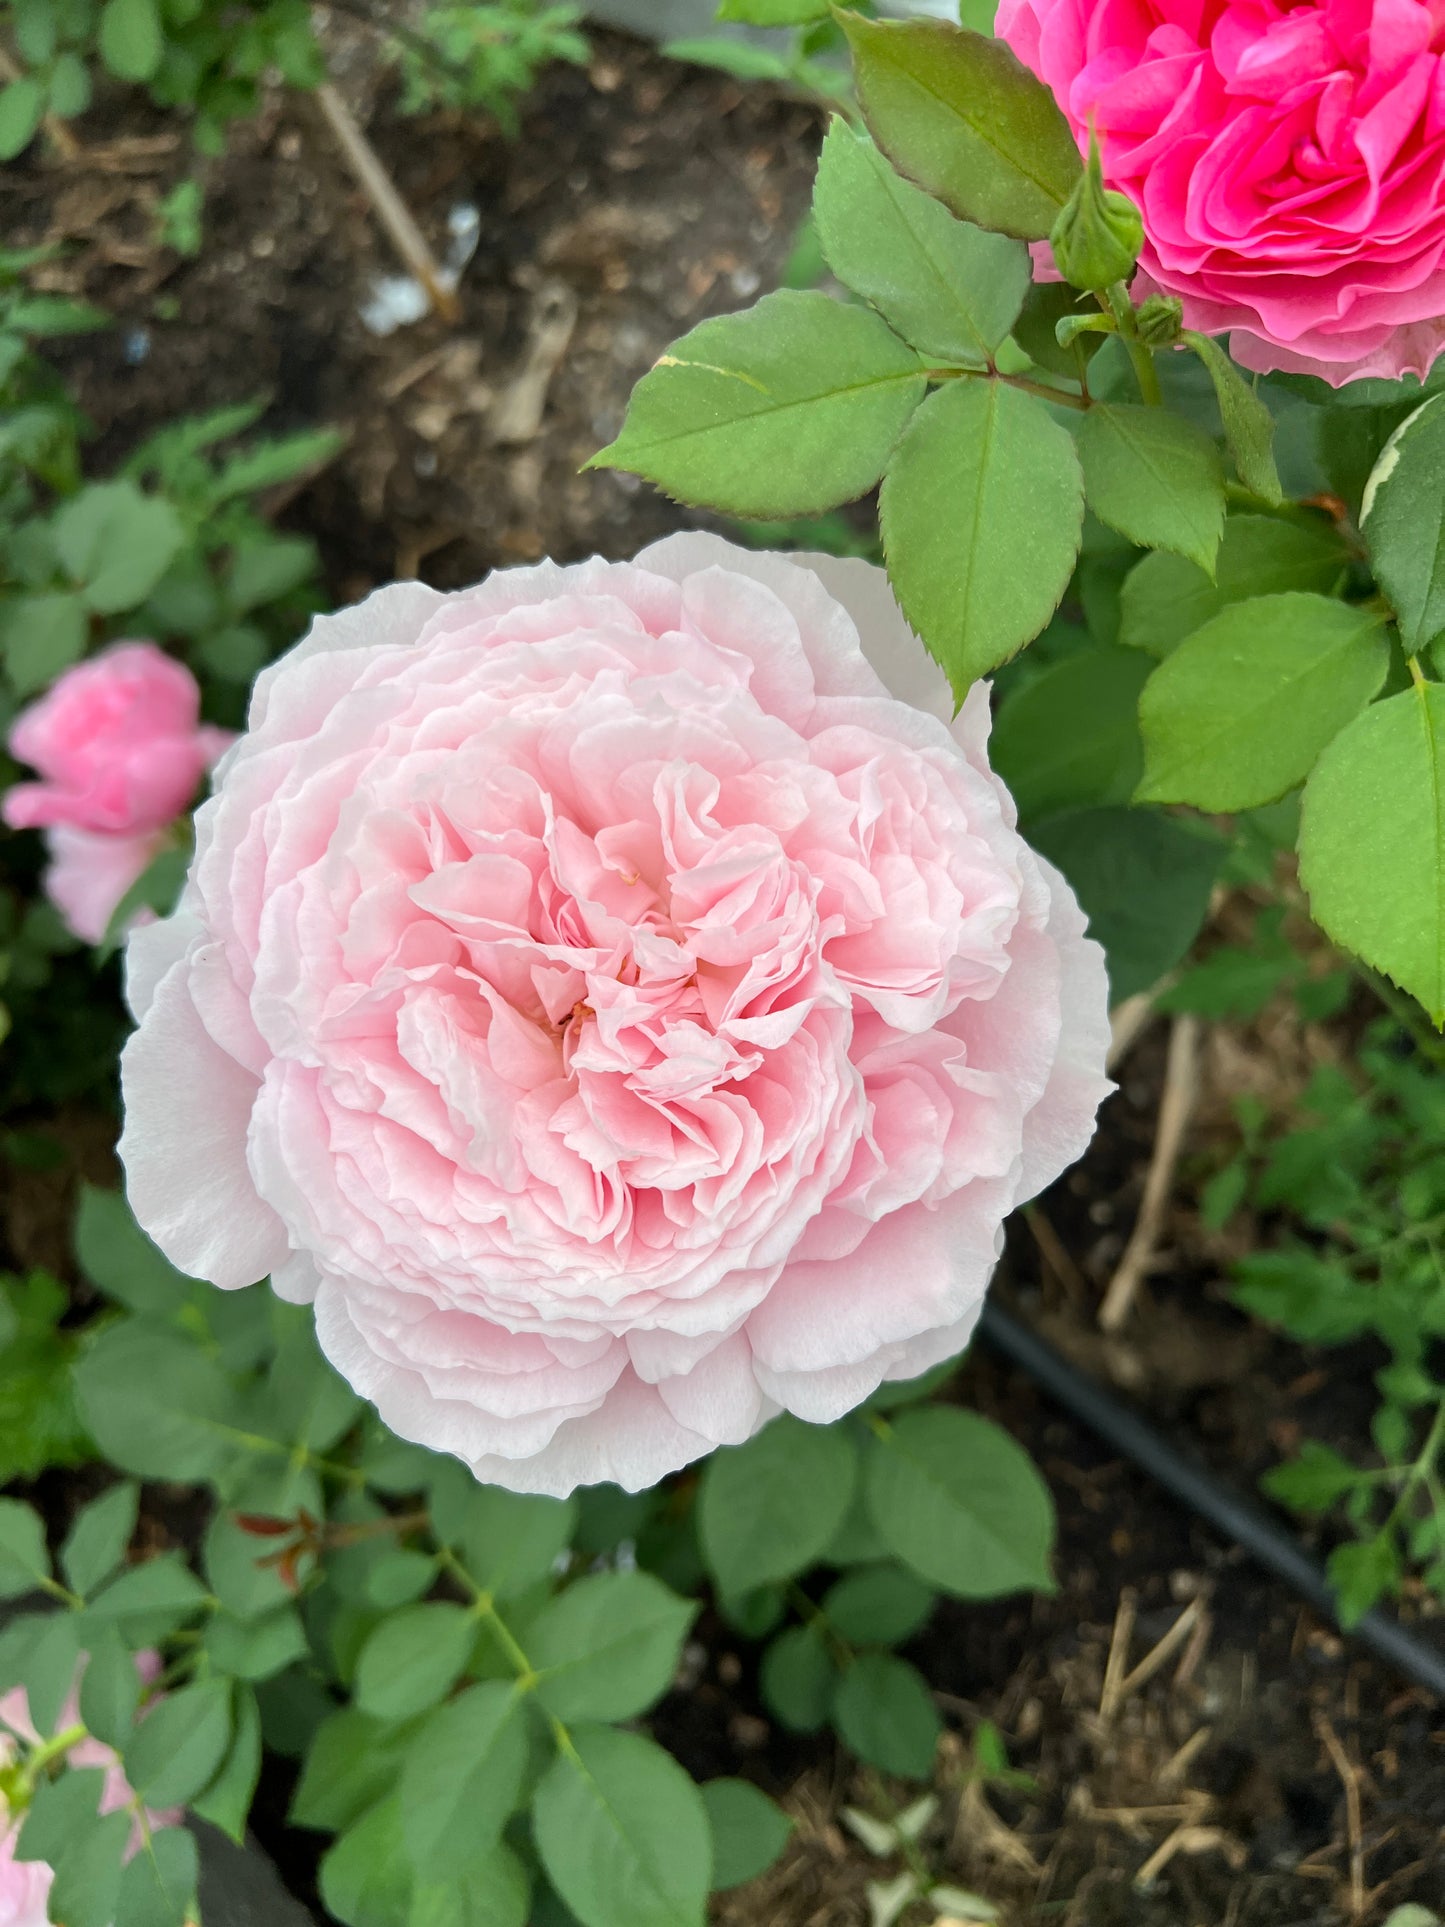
977,1300,1445,1700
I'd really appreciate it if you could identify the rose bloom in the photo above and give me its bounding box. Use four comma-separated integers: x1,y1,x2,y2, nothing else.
0,1658,180,1925
3,642,232,944
999,0,1445,383
119,537,1111,1495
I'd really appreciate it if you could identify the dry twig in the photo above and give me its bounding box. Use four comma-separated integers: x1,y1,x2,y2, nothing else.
314,81,460,323
1316,1712,1366,1920
1099,1014,1201,1331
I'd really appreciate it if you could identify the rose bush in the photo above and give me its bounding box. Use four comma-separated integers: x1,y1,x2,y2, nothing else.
3,641,232,942
998,0,1445,382
117,536,1111,1495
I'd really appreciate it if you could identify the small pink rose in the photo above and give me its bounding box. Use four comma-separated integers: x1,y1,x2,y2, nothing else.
4,641,230,837
998,0,1445,384
119,539,1112,1496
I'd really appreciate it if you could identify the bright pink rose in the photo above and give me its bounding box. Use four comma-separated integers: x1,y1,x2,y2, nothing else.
4,642,233,945
4,641,230,835
998,0,1445,383
118,538,1111,1495
0,1656,182,1921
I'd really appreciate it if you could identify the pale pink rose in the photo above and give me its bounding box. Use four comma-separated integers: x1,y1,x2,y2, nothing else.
4,641,230,835
118,538,1111,1496
0,1655,182,1917
0,1832,50,1927
998,0,1445,384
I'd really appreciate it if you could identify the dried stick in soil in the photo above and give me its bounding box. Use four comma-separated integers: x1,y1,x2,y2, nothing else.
313,81,460,324
1315,1712,1367,1920
1099,1014,1201,1332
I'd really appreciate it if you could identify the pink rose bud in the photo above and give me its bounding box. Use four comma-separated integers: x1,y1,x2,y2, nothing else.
119,540,1112,1496
999,0,1445,384
4,641,230,837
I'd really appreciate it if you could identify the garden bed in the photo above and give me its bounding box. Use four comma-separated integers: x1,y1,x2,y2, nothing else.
5,25,1444,1927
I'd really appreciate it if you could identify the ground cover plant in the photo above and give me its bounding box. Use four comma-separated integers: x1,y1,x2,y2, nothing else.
2,2,1445,1924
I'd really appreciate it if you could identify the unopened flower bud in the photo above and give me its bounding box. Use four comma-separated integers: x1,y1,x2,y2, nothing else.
1136,294,1184,346
1049,130,1143,293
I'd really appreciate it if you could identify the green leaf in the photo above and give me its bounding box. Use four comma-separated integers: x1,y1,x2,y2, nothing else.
52,483,184,615
1329,1530,1401,1629
123,1677,233,1808
0,1498,50,1598
399,1682,528,1881
292,1709,421,1832
85,1553,208,1644
701,1779,793,1891
0,1610,80,1732
879,377,1084,695
1299,680,1445,1023
841,15,1082,242
660,37,804,85
1184,332,1282,504
428,1472,576,1600
75,1185,194,1312
75,1320,244,1481
99,0,164,78
7,298,110,338
812,119,1029,365
205,1508,297,1620
47,1809,130,1927
48,52,92,118
13,0,57,62
226,535,317,612
0,80,45,162
1136,594,1388,810
718,0,827,19
62,1482,139,1598
589,290,924,516
15,1766,104,1864
203,1603,309,1681
114,1824,199,1927
78,1625,142,1748
1361,392,1445,654
1030,805,1222,1002
0,591,89,695
1076,404,1225,573
532,1725,712,1927
319,1796,413,1927
833,1651,941,1777
991,644,1150,823
0,1271,88,1484
866,1407,1054,1597
822,1564,935,1646
191,1684,262,1844
531,1570,696,1722
759,1623,836,1732
411,1846,531,1927
699,1414,858,1596
1263,1441,1362,1514
353,1601,474,1722
1119,513,1351,657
